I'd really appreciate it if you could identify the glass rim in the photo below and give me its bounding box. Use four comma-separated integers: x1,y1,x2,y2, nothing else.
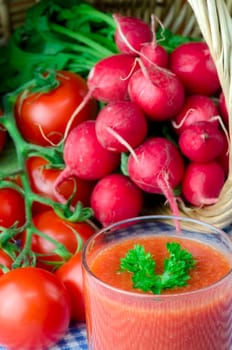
82,215,232,299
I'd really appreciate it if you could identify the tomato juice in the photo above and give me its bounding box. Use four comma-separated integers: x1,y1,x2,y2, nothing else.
82,216,232,350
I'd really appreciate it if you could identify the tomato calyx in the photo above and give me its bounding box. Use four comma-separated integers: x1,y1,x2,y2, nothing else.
31,69,60,93
32,226,74,265
21,69,61,98
0,230,20,268
13,248,37,269
15,222,81,270
32,225,83,271
53,196,94,222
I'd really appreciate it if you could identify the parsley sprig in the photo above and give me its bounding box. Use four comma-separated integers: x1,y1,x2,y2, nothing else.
120,242,196,294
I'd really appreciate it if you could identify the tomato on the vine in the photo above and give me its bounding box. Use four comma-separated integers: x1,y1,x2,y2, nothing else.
0,250,13,276
21,210,96,270
0,266,71,350
14,70,98,146
55,251,85,322
26,156,95,215
0,188,26,229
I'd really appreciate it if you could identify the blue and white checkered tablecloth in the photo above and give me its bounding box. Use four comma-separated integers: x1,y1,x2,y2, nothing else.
50,323,88,350
0,323,88,350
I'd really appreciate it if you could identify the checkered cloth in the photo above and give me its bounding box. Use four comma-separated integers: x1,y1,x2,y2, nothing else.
0,323,88,350
51,323,88,350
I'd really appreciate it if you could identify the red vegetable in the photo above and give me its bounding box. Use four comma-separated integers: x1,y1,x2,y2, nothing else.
26,156,95,214
87,53,138,103
216,135,229,177
0,267,71,350
169,42,220,96
54,121,120,189
90,173,143,227
113,13,152,54
128,137,185,216
0,188,25,229
172,94,219,135
140,42,169,69
128,66,185,121
21,210,96,270
55,252,85,322
182,161,225,206
95,100,148,152
178,121,225,162
14,70,97,146
218,91,229,126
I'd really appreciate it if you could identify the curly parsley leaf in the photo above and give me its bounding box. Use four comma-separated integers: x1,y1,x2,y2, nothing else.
120,242,196,294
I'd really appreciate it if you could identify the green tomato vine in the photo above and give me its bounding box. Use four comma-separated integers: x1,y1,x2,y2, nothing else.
0,81,93,270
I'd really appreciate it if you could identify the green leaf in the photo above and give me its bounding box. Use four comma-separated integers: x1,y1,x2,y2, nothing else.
120,242,196,294
157,28,201,53
0,0,117,96
120,153,129,176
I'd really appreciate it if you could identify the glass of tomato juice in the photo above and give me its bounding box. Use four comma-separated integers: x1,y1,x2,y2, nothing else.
82,215,232,350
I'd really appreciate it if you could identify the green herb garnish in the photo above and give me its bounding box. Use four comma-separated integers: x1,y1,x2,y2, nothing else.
120,242,196,294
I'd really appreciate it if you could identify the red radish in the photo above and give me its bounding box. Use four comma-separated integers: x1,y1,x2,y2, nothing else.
54,121,120,193
128,66,185,121
95,100,148,152
127,137,185,217
217,151,229,178
216,134,229,177
113,13,152,55
182,161,225,207
140,43,169,69
87,53,138,103
90,173,143,227
169,42,220,96
178,121,225,163
218,91,229,126
139,14,169,69
62,54,138,140
172,94,219,135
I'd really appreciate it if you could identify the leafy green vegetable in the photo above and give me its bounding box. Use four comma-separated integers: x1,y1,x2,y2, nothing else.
0,0,117,96
156,28,201,53
0,0,202,99
120,242,196,294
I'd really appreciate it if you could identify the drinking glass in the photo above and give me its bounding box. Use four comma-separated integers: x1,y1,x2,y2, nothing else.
82,215,232,350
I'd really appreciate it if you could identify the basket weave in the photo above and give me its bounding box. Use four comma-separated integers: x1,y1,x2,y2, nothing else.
0,0,220,44
1,0,232,229
0,0,39,45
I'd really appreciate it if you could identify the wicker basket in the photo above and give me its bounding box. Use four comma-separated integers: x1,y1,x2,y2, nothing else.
1,0,232,229
0,0,221,44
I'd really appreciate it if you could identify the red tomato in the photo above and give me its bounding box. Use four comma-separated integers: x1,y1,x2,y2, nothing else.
0,267,71,350
26,156,95,214
14,70,98,146
55,252,85,322
0,250,13,276
0,188,25,229
21,210,96,270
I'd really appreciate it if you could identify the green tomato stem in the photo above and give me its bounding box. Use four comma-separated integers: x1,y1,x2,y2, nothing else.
0,93,73,266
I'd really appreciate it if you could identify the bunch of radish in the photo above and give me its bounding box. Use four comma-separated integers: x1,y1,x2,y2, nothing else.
54,13,229,227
